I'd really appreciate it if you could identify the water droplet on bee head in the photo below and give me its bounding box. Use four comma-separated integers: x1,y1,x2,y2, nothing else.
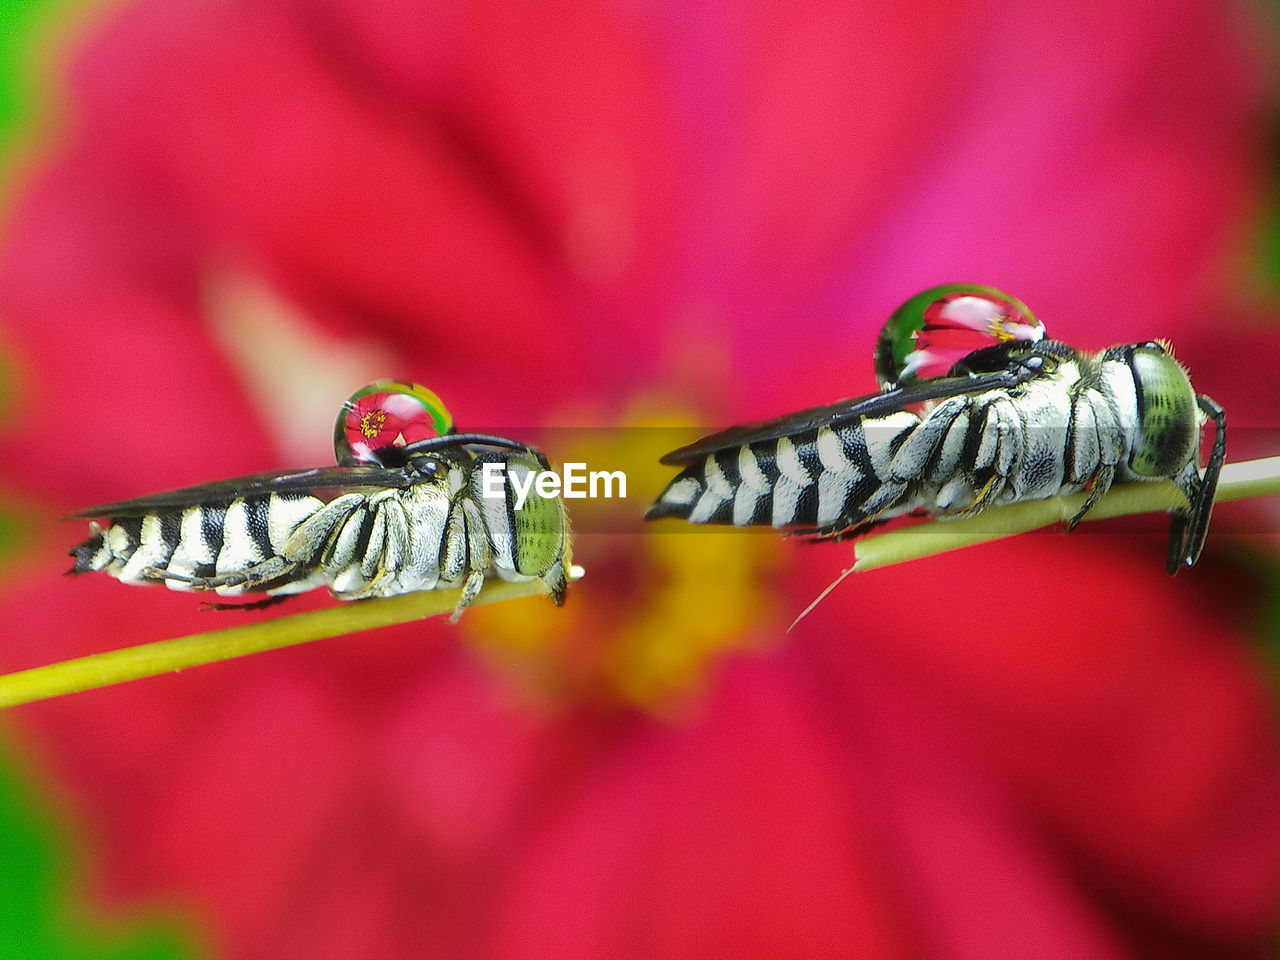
334,380,454,465
874,284,1044,389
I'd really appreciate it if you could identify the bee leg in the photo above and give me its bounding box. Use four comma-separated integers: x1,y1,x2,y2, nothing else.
783,526,822,540
803,477,915,542
933,472,1005,520
973,473,1006,509
202,595,292,612
144,567,198,584
448,499,492,622
148,557,295,591
1066,462,1116,531
541,559,569,606
1166,503,1191,575
800,516,891,543
1166,394,1226,573
784,526,833,544
450,570,487,622
942,401,1013,519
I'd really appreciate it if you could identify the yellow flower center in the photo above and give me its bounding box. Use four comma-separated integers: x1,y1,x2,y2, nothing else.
360,409,387,439
462,395,784,711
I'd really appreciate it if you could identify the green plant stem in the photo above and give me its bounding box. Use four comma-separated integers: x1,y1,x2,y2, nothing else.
853,456,1280,572
0,575,576,709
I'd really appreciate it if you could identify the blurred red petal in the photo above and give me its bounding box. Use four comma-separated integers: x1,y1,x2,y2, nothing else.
798,532,1280,949
493,659,907,959
0,0,1277,957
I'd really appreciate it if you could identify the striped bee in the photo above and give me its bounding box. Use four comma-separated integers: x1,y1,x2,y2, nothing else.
646,291,1225,573
69,381,571,617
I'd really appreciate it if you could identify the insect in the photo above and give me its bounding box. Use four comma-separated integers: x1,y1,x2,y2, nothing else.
69,381,571,616
646,286,1226,573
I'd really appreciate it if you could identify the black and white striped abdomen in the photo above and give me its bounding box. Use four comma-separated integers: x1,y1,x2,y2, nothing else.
646,411,923,532
70,492,331,596
69,483,472,600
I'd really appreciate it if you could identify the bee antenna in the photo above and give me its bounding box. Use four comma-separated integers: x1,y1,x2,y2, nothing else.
403,433,533,455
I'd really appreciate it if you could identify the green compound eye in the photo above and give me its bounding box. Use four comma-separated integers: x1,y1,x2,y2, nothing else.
1127,345,1199,479
875,284,1045,389
334,380,454,466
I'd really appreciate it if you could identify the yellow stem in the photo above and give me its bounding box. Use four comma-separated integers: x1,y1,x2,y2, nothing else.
0,575,576,709
853,456,1280,572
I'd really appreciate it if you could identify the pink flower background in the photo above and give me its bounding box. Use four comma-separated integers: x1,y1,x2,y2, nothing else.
0,0,1278,957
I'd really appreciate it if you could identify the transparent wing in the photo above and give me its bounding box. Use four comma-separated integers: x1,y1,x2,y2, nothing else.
67,464,408,519
659,353,1055,465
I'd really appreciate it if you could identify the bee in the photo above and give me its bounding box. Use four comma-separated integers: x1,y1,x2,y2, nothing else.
646,287,1226,573
69,381,571,617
